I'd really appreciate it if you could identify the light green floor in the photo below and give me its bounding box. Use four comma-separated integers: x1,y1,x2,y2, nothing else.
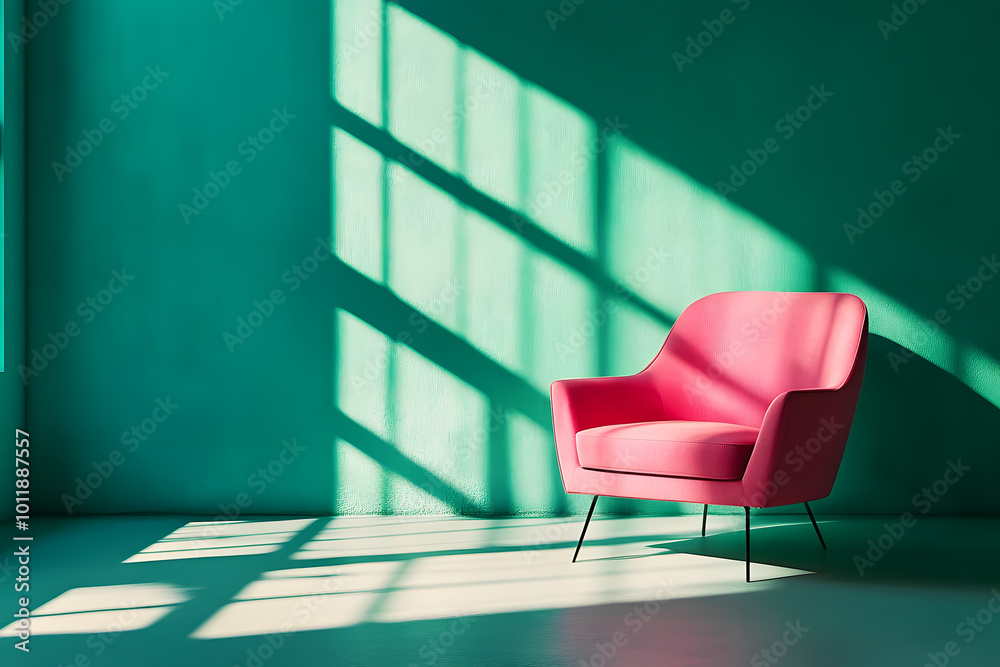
2,515,999,666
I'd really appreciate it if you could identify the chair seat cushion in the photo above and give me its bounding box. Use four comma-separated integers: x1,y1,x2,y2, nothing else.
576,420,758,481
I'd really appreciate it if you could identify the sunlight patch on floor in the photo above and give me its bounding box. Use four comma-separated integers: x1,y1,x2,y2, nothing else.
0,584,190,637
124,519,316,563
190,516,809,638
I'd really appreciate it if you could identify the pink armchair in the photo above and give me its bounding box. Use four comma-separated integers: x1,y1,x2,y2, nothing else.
551,291,868,581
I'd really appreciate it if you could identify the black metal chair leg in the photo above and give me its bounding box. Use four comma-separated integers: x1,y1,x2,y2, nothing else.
701,504,708,537
745,507,751,582
572,496,599,563
804,502,827,550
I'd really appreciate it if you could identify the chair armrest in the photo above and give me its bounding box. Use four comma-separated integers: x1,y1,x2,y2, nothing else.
550,373,666,489
742,385,861,508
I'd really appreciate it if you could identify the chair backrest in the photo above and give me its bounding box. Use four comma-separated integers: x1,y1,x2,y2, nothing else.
646,292,868,428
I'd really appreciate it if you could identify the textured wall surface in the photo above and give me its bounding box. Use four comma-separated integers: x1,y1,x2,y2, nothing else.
25,0,1000,516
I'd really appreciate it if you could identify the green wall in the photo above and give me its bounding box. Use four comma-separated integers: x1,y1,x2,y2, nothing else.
1,0,26,522
25,0,1000,517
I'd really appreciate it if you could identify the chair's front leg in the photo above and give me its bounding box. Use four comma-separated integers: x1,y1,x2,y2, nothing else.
572,496,599,563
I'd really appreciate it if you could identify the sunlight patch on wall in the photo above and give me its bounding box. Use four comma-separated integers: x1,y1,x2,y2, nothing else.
506,411,558,510
332,0,383,126
522,86,595,256
461,49,521,208
606,139,814,316
335,438,387,515
524,253,598,392
960,346,1000,407
828,267,1000,407
827,267,957,372
336,309,391,442
391,339,489,512
333,128,384,282
607,300,672,376
459,208,525,372
387,5,459,171
387,165,461,331
335,309,488,514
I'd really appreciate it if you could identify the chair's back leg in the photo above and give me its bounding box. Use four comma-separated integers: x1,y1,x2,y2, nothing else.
572,496,599,563
745,507,751,582
701,504,708,536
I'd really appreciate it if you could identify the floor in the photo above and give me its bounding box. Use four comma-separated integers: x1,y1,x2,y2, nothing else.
2,514,999,666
